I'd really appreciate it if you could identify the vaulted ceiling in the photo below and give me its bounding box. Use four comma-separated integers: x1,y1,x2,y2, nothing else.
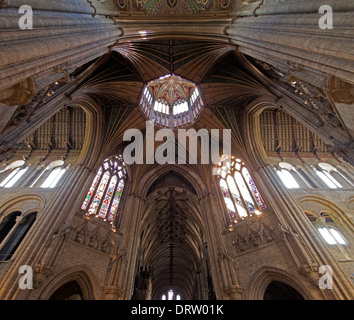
67,38,274,157
116,0,231,17
139,171,204,299
10,34,342,300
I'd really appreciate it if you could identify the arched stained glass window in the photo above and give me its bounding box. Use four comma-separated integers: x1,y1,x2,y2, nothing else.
108,179,125,223
81,167,103,209
81,156,127,224
217,156,266,225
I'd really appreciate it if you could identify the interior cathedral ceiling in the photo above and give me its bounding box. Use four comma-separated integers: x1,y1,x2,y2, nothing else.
98,0,232,17
1,0,352,166
53,38,274,156
0,0,353,301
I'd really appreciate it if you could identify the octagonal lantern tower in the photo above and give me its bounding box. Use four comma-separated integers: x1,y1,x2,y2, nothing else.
139,74,204,128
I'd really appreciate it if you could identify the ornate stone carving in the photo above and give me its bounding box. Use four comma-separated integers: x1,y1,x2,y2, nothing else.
230,221,274,254
33,264,54,289
72,219,115,254
251,58,346,133
326,76,354,104
0,78,35,106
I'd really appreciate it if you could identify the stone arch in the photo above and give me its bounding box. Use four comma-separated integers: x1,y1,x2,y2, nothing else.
131,166,211,300
136,164,207,199
38,265,101,300
297,195,353,250
347,195,354,210
0,195,41,261
0,194,45,219
263,281,305,300
245,266,314,300
69,95,105,169
242,96,279,169
297,195,352,228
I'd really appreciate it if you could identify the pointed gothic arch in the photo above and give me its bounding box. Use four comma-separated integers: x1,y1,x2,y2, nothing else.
38,266,101,300
245,266,314,300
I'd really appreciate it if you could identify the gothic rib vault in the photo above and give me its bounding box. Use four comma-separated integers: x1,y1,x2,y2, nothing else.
0,0,353,301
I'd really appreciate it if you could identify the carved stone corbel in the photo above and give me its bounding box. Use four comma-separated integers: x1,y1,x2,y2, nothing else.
0,78,36,106
326,76,354,104
33,264,54,289
104,285,123,300
298,263,320,287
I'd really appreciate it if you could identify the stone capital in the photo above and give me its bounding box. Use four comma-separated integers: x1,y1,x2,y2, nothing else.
104,285,123,300
224,285,244,300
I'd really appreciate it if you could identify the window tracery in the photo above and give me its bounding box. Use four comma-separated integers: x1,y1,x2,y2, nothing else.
276,162,300,189
216,156,266,226
81,156,127,225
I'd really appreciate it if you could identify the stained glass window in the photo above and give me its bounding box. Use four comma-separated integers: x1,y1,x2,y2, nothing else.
107,179,125,222
81,156,127,225
217,156,266,225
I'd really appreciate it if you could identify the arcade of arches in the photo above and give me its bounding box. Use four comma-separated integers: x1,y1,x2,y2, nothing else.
0,0,353,300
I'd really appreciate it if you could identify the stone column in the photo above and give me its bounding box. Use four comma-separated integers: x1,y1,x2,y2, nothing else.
112,193,145,300
253,164,354,299
0,161,99,299
0,0,121,97
201,192,244,299
228,1,354,84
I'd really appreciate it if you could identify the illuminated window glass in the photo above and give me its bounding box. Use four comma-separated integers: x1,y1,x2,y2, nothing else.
88,171,110,215
41,166,66,188
329,228,346,245
81,167,103,210
0,161,28,188
219,178,237,220
217,156,265,225
318,227,336,245
277,169,300,189
315,163,342,189
98,175,118,219
305,213,348,246
316,170,341,189
318,226,347,245
82,156,127,225
107,179,125,223
161,290,180,300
